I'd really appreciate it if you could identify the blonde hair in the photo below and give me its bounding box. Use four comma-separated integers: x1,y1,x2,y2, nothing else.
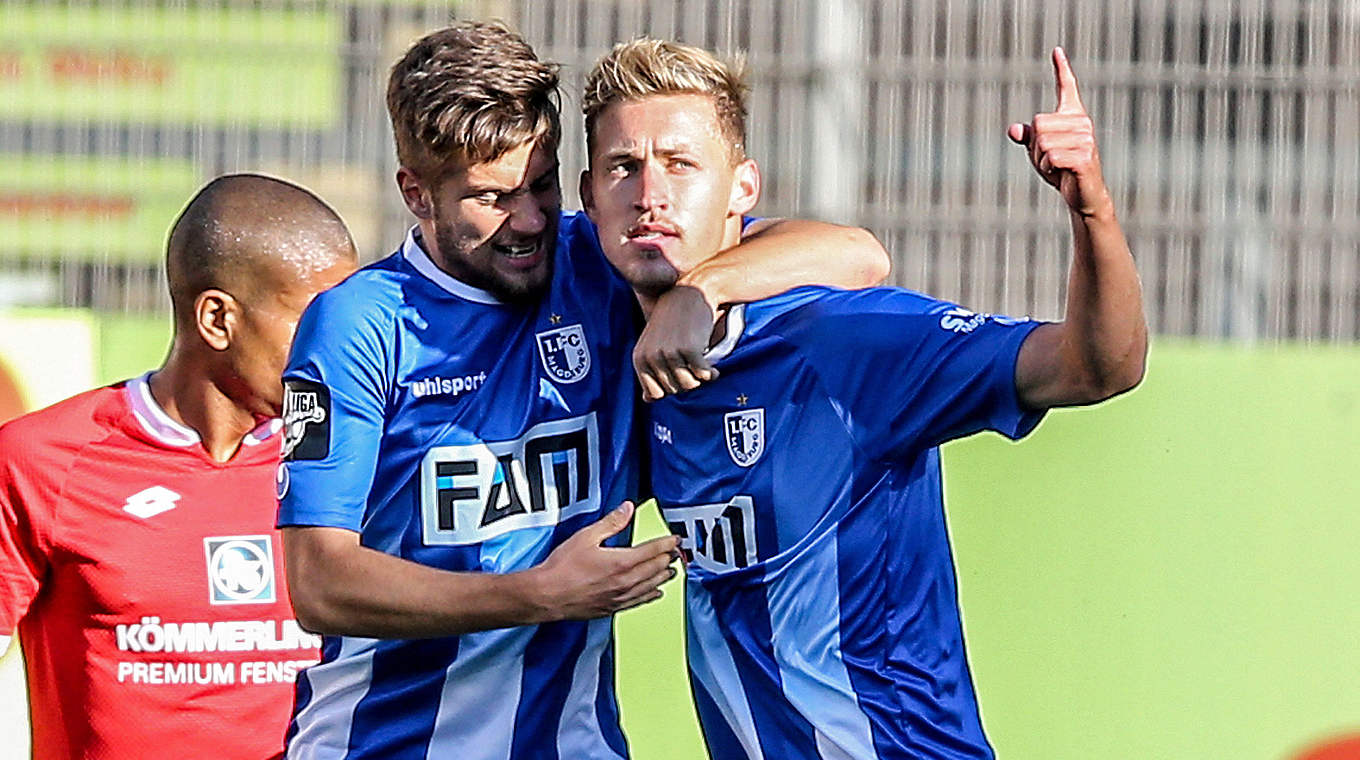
582,38,748,164
387,21,560,180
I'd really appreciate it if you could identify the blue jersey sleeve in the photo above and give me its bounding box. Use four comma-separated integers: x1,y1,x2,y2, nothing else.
278,278,394,530
784,289,1045,464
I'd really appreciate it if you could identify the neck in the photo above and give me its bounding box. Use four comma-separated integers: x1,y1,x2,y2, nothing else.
150,346,260,463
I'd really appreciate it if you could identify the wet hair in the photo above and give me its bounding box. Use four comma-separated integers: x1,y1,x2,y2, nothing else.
164,173,356,322
583,38,748,164
386,20,561,180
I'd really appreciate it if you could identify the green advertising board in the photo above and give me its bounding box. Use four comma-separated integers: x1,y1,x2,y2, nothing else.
0,155,200,261
0,4,341,127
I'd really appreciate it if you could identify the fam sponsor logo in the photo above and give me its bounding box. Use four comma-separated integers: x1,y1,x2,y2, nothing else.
122,485,181,519
282,379,330,461
203,536,275,605
661,495,758,574
536,323,591,383
419,413,600,546
410,371,488,399
724,408,765,467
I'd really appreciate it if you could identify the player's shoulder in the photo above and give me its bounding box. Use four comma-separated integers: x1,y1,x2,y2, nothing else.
300,250,407,336
747,285,954,337
556,209,607,267
0,383,125,465
558,209,598,246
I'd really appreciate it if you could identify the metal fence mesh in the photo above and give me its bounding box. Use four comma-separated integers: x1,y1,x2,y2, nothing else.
1,0,1355,340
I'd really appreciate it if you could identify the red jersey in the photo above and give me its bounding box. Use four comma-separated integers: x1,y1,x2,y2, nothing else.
0,375,319,759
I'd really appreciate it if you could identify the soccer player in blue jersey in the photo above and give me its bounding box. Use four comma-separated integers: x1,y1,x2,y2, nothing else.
580,39,1148,759
275,22,888,759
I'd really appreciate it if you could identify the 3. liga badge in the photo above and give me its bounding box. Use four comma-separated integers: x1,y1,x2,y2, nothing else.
536,323,591,384
724,408,765,467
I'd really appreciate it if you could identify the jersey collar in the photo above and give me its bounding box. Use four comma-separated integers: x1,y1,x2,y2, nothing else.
126,373,279,448
401,227,503,305
704,303,747,363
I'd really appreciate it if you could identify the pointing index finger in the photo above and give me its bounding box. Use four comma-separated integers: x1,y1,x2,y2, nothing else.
1052,46,1085,113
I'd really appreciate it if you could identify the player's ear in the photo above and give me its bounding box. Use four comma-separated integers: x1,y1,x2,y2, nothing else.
579,170,597,219
194,289,240,352
397,167,434,220
728,158,760,217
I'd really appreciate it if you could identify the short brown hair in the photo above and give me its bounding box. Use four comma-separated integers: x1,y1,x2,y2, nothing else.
387,21,561,179
582,38,748,164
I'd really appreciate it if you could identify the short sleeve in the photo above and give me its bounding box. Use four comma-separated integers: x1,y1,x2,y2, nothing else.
277,283,392,531
787,290,1046,464
0,431,48,636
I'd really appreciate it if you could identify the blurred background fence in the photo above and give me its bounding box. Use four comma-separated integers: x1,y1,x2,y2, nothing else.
0,0,1356,340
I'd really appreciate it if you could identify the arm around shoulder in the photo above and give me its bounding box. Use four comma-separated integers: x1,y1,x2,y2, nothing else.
281,501,681,639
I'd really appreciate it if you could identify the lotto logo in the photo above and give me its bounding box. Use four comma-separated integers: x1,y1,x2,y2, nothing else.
203,536,276,605
123,485,181,519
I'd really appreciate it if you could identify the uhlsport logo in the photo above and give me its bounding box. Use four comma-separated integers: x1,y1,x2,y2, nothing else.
282,379,330,460
204,536,276,605
536,324,591,383
724,408,765,467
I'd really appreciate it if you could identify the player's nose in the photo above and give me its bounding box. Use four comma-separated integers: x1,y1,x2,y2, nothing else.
633,159,670,212
507,193,547,236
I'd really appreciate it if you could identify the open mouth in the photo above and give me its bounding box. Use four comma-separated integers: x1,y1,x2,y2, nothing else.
493,241,540,259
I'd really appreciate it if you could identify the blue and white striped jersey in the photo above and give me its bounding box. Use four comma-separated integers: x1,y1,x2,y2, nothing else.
277,212,640,760
649,286,1046,760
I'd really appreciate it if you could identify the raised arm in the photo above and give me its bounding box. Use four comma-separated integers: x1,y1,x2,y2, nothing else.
1010,47,1148,410
284,501,679,638
634,219,890,400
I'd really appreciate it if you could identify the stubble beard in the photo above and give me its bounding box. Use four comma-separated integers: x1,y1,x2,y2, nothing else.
431,214,556,306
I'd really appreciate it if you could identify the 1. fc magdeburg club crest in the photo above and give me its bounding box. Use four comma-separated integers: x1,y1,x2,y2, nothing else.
724,408,765,467
536,324,591,383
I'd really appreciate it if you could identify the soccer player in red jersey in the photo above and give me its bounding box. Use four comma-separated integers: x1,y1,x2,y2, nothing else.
0,174,357,759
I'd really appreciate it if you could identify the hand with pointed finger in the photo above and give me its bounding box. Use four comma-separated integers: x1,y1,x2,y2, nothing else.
1008,47,1113,219
526,501,682,620
633,284,720,402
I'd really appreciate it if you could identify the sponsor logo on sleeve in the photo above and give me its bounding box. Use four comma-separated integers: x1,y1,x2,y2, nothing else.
282,379,330,461
937,306,1031,334
724,408,765,467
203,536,276,605
938,306,988,333
536,323,591,384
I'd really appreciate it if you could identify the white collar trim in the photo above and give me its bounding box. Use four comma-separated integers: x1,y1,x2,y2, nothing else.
401,227,503,305
128,373,199,447
127,373,279,448
704,303,747,363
